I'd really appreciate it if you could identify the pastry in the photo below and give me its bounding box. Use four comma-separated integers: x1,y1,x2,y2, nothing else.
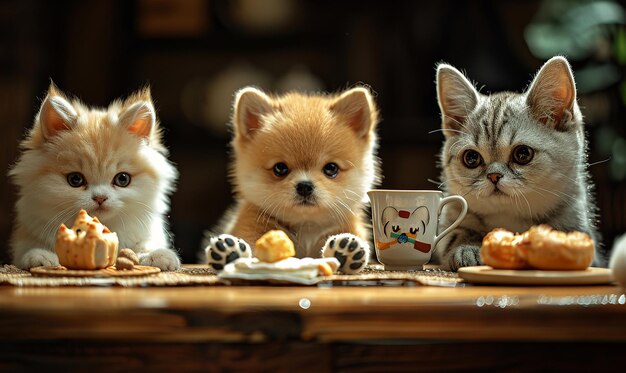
522,225,594,270
118,248,139,265
55,210,119,269
254,230,295,263
480,229,528,269
115,257,135,270
219,230,340,280
480,225,594,270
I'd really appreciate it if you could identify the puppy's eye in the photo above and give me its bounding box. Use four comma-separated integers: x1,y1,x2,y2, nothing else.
323,162,339,178
392,225,401,233
462,150,483,169
113,172,131,187
512,145,534,165
67,172,86,188
273,162,289,177
409,227,418,234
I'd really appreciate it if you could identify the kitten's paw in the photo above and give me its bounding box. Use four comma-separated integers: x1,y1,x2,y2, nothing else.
450,245,482,271
139,249,181,271
205,234,251,271
322,234,369,274
19,249,60,269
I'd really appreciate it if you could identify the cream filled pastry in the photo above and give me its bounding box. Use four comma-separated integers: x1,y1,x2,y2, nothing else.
55,210,119,269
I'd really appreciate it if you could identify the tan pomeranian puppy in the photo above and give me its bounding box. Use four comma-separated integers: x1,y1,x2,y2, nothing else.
204,86,381,272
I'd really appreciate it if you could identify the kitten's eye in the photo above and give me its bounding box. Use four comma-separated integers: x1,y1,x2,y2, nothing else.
273,162,289,177
409,227,418,234
113,172,131,187
462,150,483,169
512,145,534,165
67,172,86,188
392,225,401,233
323,162,339,178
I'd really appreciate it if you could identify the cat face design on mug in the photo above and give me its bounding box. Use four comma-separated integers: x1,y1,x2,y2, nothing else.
378,206,432,253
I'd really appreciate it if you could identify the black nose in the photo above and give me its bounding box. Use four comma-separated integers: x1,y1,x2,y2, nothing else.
487,172,503,184
296,181,314,197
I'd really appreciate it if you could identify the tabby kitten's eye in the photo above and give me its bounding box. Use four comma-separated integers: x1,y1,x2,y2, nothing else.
67,172,86,188
462,150,483,169
323,162,339,178
113,172,132,187
273,162,289,177
512,145,534,165
392,225,401,233
409,227,418,234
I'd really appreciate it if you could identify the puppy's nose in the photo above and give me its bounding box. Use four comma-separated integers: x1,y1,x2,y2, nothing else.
93,195,108,205
487,173,503,184
296,181,314,197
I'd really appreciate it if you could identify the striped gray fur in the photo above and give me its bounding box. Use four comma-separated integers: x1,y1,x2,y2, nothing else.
433,57,603,271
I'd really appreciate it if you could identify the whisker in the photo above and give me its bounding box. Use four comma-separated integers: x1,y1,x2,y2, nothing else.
429,128,470,137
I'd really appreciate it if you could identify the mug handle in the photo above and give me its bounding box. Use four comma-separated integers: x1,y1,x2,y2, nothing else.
433,195,468,249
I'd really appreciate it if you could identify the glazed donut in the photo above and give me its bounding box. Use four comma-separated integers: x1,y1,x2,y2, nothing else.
480,229,528,269
480,225,594,270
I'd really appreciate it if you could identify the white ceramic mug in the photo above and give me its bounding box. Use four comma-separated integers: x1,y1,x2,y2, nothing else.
368,190,468,271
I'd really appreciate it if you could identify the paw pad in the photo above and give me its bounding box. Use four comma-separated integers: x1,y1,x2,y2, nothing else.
206,234,251,271
321,234,369,274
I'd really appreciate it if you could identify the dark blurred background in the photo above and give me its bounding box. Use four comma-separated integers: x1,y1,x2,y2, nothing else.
1,0,625,264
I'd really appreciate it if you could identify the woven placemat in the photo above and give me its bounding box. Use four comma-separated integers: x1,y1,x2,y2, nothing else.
0,264,461,287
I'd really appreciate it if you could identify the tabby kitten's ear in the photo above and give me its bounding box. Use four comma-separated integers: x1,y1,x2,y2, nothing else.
119,89,155,139
38,84,78,140
526,56,576,130
436,64,479,136
233,87,275,140
330,87,378,138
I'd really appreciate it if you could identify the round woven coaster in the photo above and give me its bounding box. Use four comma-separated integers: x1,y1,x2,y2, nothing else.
30,265,161,277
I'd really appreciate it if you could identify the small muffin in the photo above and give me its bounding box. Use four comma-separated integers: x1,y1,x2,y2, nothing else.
255,230,295,263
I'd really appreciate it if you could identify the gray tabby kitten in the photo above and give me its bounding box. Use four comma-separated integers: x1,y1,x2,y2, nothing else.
434,56,601,271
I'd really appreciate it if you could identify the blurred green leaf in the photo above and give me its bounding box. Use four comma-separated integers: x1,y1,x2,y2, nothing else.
525,0,625,59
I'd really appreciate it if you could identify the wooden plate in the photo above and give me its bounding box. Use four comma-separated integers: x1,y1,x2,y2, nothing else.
457,266,613,285
30,265,161,278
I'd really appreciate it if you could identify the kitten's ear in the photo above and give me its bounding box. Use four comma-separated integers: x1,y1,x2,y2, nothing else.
330,87,378,138
119,100,155,139
233,87,274,139
381,207,398,237
38,85,78,139
526,56,576,129
436,64,479,135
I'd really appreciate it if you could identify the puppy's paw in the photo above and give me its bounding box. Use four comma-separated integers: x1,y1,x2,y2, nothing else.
205,234,251,271
139,249,181,271
322,234,369,274
19,248,60,269
450,245,481,271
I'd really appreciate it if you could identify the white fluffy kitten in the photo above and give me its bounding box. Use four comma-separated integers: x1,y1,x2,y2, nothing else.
9,85,180,270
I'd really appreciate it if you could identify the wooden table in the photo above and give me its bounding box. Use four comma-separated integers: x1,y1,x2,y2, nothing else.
0,267,625,372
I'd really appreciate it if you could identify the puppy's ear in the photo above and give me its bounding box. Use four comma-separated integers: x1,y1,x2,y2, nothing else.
330,87,378,138
436,64,479,136
526,56,577,130
38,83,78,140
233,87,274,139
